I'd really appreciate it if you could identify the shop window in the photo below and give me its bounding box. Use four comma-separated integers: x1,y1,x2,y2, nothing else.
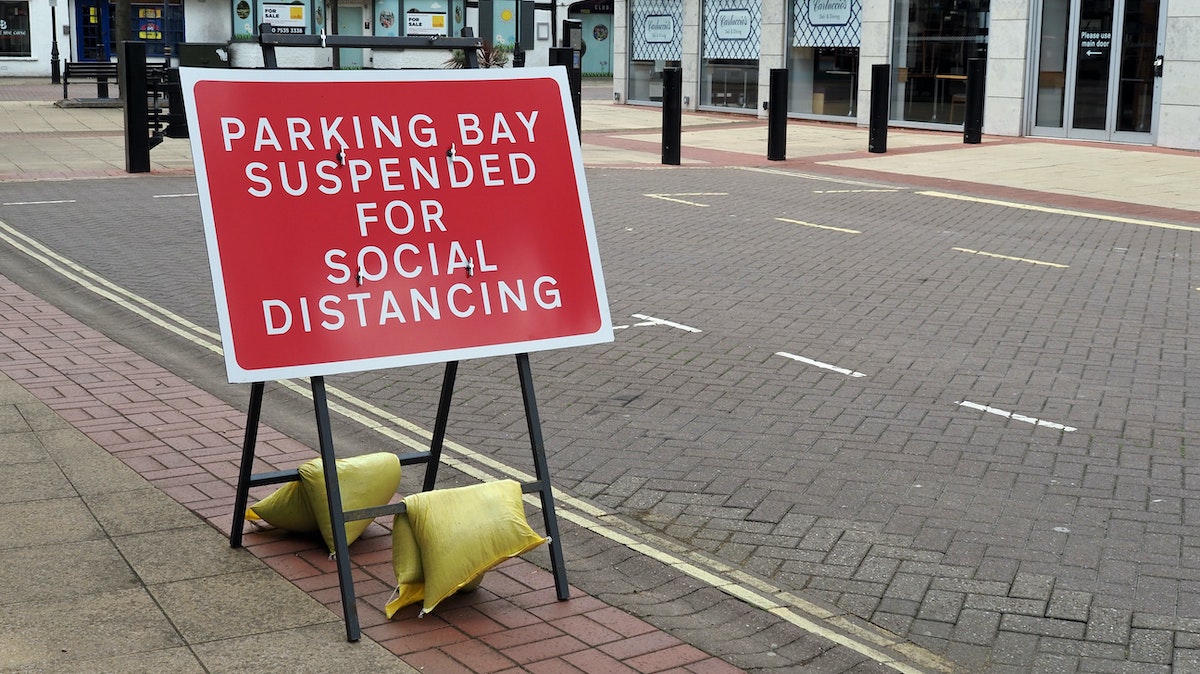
628,0,682,103
789,0,860,117
890,0,988,125
700,0,761,111
0,0,31,57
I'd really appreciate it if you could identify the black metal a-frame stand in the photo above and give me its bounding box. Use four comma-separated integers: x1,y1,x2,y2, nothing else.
227,31,569,643
230,356,570,642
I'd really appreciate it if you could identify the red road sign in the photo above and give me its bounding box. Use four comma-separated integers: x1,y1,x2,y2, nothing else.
181,67,611,383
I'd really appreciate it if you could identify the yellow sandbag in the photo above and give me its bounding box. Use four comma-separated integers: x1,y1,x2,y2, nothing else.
246,481,316,533
301,452,402,554
404,479,546,615
385,511,487,618
385,512,425,618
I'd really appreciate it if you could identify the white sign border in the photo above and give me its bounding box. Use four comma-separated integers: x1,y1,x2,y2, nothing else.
180,66,613,384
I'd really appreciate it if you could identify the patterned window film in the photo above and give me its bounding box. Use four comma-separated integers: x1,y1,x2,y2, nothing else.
702,0,761,61
793,0,861,48
630,0,682,61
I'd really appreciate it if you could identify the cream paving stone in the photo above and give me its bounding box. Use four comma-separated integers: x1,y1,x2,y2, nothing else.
192,621,420,674
0,460,74,503
0,539,140,604
87,487,210,537
37,426,160,495
825,143,1200,213
113,524,267,585
148,568,340,643
11,647,207,674
0,588,185,669
2,430,48,464
0,497,106,549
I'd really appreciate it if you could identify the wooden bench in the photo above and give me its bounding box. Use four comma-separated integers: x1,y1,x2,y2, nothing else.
62,61,167,100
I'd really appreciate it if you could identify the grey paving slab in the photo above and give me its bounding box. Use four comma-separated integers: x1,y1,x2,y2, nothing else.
37,426,165,495
8,647,208,674
148,569,341,643
0,538,141,604
113,525,269,584
191,622,422,674
86,486,213,537
0,588,185,669
0,496,106,549
0,460,76,504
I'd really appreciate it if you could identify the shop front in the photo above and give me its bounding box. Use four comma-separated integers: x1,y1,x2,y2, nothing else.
1029,0,1164,143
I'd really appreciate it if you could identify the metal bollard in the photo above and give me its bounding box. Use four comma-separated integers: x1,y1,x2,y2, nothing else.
662,67,682,166
123,41,152,174
868,63,890,154
549,47,581,138
767,68,788,161
963,57,986,144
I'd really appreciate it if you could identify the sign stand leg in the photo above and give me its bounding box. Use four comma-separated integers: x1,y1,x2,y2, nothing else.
230,381,265,549
311,375,361,641
516,353,570,600
422,361,458,492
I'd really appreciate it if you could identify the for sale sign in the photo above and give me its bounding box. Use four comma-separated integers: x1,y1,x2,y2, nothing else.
180,67,611,383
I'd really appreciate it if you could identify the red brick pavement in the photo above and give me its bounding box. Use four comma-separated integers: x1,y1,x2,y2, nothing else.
0,272,741,673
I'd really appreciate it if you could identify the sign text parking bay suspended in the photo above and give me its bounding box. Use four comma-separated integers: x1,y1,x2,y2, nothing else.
181,68,612,383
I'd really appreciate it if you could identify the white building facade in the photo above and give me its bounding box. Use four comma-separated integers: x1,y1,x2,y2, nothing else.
614,0,1200,150
3,1,593,75
5,0,1195,149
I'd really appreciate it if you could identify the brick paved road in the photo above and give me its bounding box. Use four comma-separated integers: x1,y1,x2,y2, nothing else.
1,163,1197,672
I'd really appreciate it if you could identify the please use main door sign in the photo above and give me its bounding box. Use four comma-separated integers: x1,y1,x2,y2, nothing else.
180,67,612,383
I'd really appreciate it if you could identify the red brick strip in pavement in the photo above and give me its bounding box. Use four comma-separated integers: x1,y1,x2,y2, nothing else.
0,272,741,674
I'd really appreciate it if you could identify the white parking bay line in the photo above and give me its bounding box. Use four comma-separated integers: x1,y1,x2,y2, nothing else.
630,313,702,333
956,400,1077,432
1,200,77,206
776,352,866,378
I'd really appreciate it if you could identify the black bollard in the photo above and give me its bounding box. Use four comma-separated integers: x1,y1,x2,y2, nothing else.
767,68,788,161
662,67,682,166
123,41,152,174
549,47,581,138
868,63,890,154
963,57,986,144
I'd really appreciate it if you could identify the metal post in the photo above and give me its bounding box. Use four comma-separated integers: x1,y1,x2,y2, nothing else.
49,0,61,84
963,57,986,144
123,41,152,173
868,63,890,154
549,47,580,137
516,354,569,600
311,376,361,642
662,67,681,165
767,68,788,161
230,382,265,549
